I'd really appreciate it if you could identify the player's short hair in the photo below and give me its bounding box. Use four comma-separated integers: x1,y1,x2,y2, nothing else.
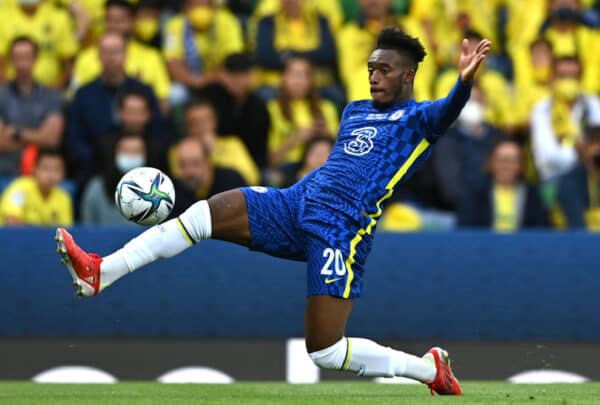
375,27,426,69
106,0,136,15
10,36,38,57
36,148,64,166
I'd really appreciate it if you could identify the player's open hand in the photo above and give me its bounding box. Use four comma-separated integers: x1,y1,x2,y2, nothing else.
459,38,492,83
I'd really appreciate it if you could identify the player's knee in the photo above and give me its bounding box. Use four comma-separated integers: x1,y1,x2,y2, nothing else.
178,200,212,242
308,337,348,371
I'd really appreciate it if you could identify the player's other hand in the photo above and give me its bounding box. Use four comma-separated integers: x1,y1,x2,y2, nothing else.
459,38,492,83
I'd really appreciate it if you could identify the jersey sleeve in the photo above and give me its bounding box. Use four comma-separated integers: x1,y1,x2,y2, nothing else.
420,76,472,142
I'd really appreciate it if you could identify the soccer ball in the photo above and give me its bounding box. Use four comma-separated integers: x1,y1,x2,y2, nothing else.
115,167,175,226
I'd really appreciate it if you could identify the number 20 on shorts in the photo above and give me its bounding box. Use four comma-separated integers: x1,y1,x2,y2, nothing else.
320,248,347,276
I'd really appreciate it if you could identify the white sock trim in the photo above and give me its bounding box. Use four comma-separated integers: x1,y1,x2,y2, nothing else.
308,338,348,371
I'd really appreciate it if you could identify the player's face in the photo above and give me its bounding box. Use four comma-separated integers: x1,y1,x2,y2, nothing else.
35,156,65,195
368,49,414,108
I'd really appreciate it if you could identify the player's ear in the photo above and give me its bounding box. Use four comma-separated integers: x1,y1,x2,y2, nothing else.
403,69,415,83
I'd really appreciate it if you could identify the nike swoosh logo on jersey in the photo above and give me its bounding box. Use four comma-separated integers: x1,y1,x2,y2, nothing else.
324,277,343,284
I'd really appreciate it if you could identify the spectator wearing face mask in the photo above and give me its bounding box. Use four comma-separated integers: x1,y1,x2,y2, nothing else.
133,0,162,50
169,137,246,218
540,0,600,94
163,0,244,105
0,148,72,226
458,140,547,231
557,126,600,230
80,133,148,226
531,56,600,186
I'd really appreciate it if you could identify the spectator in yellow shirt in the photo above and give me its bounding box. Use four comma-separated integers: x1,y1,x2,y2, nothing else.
133,0,162,50
0,0,78,88
0,148,72,226
512,38,553,127
267,56,338,166
252,0,339,104
163,0,244,105
72,0,171,110
540,0,600,94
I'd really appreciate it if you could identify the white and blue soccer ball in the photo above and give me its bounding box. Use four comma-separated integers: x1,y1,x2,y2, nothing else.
115,167,175,226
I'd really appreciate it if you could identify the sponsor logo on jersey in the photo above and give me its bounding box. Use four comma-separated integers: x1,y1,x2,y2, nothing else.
249,186,268,193
388,109,405,121
366,113,388,120
344,127,377,156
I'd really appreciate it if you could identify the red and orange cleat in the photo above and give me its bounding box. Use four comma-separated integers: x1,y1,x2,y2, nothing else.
425,347,462,395
55,227,102,297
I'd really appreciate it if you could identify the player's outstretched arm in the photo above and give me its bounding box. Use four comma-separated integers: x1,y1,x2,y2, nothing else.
459,38,492,83
421,38,491,139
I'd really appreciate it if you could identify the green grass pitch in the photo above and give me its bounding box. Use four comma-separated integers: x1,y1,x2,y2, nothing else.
2,382,600,404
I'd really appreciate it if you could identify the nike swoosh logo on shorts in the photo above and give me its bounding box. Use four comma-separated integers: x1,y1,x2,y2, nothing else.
324,277,343,284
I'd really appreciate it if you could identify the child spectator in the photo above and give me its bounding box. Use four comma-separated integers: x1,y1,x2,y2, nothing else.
0,148,72,226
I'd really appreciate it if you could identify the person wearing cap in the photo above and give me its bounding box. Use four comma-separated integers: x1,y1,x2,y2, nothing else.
196,53,271,169
558,126,600,230
0,0,78,88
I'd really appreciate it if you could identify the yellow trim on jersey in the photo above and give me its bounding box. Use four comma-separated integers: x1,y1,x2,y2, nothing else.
176,218,195,246
342,338,353,370
342,138,431,298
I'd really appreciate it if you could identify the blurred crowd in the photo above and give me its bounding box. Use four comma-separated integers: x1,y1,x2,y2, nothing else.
0,0,600,232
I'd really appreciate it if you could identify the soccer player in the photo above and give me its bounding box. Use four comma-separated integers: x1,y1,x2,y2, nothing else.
56,28,491,395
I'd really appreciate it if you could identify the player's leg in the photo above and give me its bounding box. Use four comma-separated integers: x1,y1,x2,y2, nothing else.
56,189,250,296
302,234,461,395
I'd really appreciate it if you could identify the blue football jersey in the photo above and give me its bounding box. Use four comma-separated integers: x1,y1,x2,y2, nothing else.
305,78,472,229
